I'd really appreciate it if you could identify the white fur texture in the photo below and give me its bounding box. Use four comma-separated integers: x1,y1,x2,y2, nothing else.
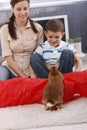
46,102,54,107
0,98,87,130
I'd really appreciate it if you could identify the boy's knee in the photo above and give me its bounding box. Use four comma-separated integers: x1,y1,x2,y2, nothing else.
63,49,73,55
30,53,42,63
61,49,74,60
30,53,38,64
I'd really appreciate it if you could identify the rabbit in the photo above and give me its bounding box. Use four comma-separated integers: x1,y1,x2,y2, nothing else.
42,66,64,111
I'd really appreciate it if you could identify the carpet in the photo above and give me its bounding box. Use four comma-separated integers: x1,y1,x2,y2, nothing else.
0,98,87,130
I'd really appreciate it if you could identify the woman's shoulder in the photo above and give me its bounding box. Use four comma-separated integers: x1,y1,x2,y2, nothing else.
33,21,43,30
0,24,9,38
1,24,8,31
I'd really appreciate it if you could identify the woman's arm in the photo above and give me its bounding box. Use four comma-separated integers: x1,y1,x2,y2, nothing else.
74,52,83,71
1,25,28,77
5,56,28,77
29,65,36,78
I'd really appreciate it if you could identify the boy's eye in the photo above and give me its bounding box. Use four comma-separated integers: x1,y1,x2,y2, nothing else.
55,36,59,38
49,36,52,38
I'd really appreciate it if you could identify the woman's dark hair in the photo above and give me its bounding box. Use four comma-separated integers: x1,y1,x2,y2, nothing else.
45,19,64,32
8,0,38,39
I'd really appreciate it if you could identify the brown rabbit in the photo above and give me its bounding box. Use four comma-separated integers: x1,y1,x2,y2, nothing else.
42,66,64,111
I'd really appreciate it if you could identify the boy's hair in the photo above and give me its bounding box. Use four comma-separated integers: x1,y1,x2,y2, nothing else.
45,19,64,32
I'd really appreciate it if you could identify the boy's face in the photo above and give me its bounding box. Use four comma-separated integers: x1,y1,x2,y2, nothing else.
45,30,65,47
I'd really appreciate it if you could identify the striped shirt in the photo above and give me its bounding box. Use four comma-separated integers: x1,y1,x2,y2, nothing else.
34,40,77,66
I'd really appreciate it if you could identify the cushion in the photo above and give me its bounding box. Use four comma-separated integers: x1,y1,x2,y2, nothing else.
0,70,87,107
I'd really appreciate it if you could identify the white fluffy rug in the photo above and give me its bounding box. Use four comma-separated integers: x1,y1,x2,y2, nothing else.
0,98,87,130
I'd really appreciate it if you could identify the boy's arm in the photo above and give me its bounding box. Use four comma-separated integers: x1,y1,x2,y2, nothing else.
74,52,83,71
55,60,60,68
45,62,52,70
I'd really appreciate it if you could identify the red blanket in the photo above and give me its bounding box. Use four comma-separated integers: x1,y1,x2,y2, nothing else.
0,70,87,107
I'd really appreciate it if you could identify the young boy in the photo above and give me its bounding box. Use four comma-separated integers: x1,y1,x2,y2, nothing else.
30,19,83,78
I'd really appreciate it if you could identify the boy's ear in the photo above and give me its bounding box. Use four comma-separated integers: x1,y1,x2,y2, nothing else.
44,31,47,37
62,32,65,37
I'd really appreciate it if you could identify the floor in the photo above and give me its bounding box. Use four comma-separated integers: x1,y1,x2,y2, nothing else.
0,52,86,130
29,124,87,130
29,52,87,130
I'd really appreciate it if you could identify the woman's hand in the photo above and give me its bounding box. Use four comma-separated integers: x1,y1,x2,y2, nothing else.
5,56,28,77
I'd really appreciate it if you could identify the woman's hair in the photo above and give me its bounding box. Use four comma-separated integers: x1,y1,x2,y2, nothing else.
8,0,38,39
10,0,30,7
45,19,64,32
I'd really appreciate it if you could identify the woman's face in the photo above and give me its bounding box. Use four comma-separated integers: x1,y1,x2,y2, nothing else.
12,0,29,23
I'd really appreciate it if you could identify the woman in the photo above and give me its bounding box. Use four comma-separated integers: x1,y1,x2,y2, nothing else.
0,0,43,80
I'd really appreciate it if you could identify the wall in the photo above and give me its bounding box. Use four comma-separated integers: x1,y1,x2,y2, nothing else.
30,1,87,52
0,0,87,52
